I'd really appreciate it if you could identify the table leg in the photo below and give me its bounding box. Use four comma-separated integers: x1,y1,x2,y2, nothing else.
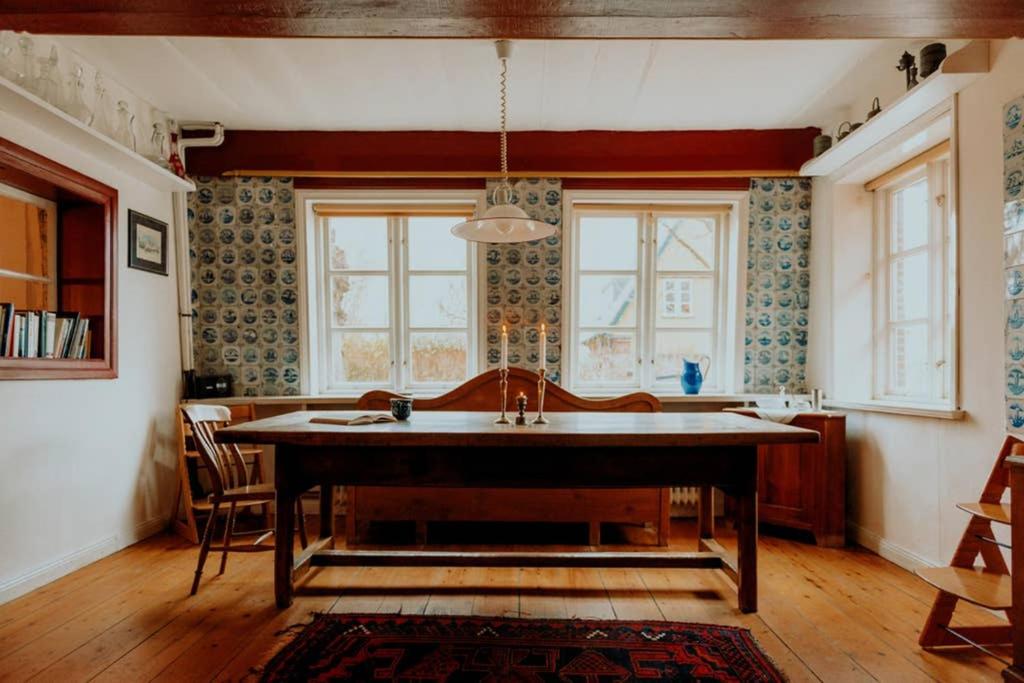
736,483,758,613
698,486,715,547
275,485,296,608
320,484,336,546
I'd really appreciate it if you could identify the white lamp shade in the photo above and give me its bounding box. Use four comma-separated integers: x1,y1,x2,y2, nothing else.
450,203,556,244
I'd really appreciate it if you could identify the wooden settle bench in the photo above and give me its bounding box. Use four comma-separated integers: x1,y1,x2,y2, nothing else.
349,367,669,546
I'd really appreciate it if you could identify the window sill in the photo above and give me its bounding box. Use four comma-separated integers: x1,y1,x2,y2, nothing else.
823,399,964,420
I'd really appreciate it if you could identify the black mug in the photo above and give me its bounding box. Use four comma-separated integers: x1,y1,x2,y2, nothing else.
390,397,413,421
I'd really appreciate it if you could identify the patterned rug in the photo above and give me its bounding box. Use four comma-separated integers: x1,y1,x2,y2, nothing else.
260,614,786,682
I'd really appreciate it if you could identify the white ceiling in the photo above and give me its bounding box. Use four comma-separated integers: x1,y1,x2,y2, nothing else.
57,37,894,131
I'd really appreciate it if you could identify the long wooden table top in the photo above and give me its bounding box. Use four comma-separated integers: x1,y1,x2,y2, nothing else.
217,410,820,449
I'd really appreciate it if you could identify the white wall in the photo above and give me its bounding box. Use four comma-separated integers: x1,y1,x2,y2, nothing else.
0,108,182,602
810,39,1021,568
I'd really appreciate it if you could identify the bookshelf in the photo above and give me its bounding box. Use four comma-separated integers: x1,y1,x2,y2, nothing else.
0,136,117,380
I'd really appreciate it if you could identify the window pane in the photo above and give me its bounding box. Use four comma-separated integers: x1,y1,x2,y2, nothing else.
410,332,468,383
577,331,636,383
328,216,388,270
654,330,714,383
657,217,715,271
408,216,468,271
579,275,637,327
888,323,929,397
657,276,713,327
890,252,928,321
330,274,389,327
408,275,467,328
891,179,928,253
579,215,638,270
330,331,390,383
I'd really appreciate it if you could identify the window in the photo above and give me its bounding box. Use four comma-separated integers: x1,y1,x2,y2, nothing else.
309,198,480,394
566,195,744,393
873,153,953,405
661,278,693,318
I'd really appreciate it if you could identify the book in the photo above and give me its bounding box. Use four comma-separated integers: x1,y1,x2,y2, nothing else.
56,312,79,359
309,413,398,426
12,314,23,357
0,303,13,357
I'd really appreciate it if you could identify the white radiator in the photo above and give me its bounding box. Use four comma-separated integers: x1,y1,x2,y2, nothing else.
671,486,700,506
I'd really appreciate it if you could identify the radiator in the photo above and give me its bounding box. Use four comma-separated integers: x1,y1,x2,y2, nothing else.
671,486,700,506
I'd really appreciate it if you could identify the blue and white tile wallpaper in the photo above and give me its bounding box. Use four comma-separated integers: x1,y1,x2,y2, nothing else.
188,176,301,397
744,178,812,394
186,174,810,396
483,178,564,383
1005,95,1024,430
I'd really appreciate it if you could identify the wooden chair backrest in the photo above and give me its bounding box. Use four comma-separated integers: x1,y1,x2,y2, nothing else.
356,367,661,413
181,404,250,497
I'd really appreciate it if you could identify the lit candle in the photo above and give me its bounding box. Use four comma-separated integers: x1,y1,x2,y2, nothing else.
501,325,508,370
539,323,547,372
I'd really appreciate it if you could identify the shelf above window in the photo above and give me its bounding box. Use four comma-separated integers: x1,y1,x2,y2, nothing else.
799,41,989,178
0,76,194,194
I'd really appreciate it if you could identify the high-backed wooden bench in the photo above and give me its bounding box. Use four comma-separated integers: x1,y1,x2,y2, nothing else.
351,367,668,546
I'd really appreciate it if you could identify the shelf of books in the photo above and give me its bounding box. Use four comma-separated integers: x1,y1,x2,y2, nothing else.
0,136,117,380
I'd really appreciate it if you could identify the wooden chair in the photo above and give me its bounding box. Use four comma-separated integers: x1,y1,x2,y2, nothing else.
171,403,269,543
182,404,308,595
351,367,667,546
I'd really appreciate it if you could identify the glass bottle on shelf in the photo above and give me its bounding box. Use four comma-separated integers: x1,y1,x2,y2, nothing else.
113,100,136,151
35,45,62,106
88,72,113,137
65,63,91,123
148,117,170,168
15,33,35,91
0,32,17,81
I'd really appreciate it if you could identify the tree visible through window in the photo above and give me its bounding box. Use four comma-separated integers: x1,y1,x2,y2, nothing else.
569,205,729,391
315,207,476,393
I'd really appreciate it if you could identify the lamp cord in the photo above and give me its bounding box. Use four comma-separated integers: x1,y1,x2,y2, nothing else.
499,56,508,183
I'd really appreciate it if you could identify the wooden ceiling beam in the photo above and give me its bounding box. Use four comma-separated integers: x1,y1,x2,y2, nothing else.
185,129,820,178
4,1,1024,39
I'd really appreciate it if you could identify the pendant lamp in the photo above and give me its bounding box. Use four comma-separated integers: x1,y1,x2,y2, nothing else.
450,41,556,244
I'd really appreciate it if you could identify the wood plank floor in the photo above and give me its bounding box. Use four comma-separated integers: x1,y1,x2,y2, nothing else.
0,519,1009,682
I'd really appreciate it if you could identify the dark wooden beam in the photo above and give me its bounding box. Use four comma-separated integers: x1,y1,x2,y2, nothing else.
3,1,1023,39
187,129,819,178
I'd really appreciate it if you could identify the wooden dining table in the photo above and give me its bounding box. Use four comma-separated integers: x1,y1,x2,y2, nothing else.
217,410,819,612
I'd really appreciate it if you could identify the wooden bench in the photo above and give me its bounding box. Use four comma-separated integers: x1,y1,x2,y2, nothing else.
349,367,668,546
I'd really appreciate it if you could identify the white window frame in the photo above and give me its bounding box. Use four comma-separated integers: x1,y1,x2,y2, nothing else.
298,190,484,396
872,156,953,406
562,190,748,396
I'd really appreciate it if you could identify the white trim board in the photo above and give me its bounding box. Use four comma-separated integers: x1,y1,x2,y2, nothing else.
848,522,939,573
0,515,167,605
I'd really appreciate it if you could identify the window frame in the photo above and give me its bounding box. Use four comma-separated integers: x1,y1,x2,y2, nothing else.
871,155,953,406
299,190,484,396
562,190,748,396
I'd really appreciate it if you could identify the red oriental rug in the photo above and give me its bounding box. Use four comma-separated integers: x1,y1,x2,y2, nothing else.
259,614,786,682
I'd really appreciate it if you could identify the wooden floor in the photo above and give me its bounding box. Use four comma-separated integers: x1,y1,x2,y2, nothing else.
0,519,1009,682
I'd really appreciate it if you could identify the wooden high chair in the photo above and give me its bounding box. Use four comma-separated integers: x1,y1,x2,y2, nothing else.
917,435,1019,650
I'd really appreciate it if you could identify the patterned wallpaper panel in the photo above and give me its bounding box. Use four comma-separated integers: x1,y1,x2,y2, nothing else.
186,175,810,396
1005,96,1024,430
482,178,564,383
188,176,301,397
743,178,812,394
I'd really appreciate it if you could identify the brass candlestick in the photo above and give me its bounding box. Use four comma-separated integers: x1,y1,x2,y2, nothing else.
531,367,550,425
494,367,511,424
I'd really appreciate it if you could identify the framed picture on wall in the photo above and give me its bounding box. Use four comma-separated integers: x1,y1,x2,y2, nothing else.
127,209,168,275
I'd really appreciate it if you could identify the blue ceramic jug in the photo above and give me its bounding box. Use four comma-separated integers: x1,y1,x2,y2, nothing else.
681,356,711,395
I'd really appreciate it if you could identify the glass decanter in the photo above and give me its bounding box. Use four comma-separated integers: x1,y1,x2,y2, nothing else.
35,45,62,106
15,33,34,90
65,63,91,123
148,118,170,168
113,100,136,151
89,72,113,137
